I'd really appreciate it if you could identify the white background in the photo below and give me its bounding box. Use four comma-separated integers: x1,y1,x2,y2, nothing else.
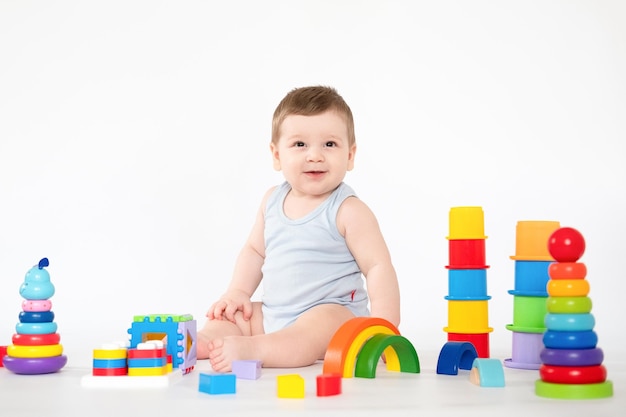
1,0,625,368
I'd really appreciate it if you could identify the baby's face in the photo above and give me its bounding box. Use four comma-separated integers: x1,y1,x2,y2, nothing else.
271,110,356,199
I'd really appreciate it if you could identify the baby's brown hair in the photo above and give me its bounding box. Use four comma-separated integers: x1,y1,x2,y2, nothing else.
271,86,355,146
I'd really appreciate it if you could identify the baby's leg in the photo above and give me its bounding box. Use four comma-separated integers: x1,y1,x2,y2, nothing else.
197,302,263,360
207,304,355,372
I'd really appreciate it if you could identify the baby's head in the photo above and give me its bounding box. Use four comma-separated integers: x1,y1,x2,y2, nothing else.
271,86,355,146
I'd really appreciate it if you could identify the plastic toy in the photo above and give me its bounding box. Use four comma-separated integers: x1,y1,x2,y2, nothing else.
353,334,420,378
443,207,492,358
316,374,342,396
232,360,262,380
322,317,400,378
535,226,613,399
0,346,7,367
81,314,196,388
3,258,67,375
128,314,196,374
543,330,598,349
277,374,305,398
546,278,590,297
436,341,478,375
127,341,168,376
544,313,595,332
470,358,505,387
546,296,592,314
548,262,587,279
540,347,603,367
505,220,560,370
547,227,585,262
198,373,236,395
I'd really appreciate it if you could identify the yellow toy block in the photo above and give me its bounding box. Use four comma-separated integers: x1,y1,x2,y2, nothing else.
128,366,167,376
277,374,305,399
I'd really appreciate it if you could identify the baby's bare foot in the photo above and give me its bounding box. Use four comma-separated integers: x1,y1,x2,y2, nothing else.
196,332,212,360
208,336,257,372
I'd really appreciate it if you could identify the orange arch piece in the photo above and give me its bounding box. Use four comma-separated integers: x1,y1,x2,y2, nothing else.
322,317,400,378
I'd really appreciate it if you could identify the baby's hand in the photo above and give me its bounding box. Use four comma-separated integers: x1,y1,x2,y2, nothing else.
206,290,252,323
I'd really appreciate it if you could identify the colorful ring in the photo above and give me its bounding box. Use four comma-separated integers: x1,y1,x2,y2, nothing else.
539,364,607,384
535,380,613,399
543,330,597,349
2,355,67,375
7,344,63,358
540,348,604,367
15,322,57,335
545,313,595,332
547,279,589,297
12,333,61,346
21,299,52,312
548,262,587,279
18,311,55,323
546,296,592,314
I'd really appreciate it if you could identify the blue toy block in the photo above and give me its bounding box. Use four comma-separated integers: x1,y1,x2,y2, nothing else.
471,358,505,387
93,358,127,369
437,341,478,375
232,360,262,380
127,357,167,368
198,373,236,395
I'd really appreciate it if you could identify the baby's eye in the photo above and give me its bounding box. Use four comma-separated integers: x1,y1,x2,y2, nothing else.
294,141,306,147
325,141,336,147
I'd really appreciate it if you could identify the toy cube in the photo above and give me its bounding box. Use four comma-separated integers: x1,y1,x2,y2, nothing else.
277,374,305,398
198,373,236,395
232,360,262,380
316,373,342,396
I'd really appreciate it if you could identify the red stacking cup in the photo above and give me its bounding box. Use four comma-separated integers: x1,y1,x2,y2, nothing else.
447,239,488,269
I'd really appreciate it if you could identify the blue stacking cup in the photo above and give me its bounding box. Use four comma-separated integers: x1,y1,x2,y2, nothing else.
446,268,491,300
508,260,553,297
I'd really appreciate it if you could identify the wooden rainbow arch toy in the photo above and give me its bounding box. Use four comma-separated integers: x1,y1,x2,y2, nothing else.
322,317,420,378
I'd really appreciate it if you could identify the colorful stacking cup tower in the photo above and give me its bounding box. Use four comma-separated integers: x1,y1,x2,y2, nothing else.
505,220,560,370
3,258,68,375
535,227,613,399
444,206,492,358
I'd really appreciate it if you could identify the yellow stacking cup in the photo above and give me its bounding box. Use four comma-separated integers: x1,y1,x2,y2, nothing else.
444,300,493,333
510,220,561,261
447,206,487,239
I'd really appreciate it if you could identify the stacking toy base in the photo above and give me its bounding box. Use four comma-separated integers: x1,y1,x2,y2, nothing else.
503,358,541,370
2,355,67,374
535,379,613,399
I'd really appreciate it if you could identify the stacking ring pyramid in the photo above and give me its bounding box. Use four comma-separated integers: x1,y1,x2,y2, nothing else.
535,228,613,399
3,258,68,374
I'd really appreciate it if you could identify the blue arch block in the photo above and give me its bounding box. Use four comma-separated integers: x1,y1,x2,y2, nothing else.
437,341,478,375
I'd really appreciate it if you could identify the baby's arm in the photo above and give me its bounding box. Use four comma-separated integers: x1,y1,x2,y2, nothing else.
338,197,401,327
206,188,274,322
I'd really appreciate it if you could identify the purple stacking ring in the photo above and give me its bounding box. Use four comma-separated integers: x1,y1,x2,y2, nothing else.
3,355,67,374
540,348,604,367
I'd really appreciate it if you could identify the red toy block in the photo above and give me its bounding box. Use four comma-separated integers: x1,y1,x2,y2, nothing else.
127,347,167,359
316,374,342,396
93,367,128,376
0,346,7,367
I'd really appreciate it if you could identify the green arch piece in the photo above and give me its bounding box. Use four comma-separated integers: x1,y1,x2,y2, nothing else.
354,334,420,378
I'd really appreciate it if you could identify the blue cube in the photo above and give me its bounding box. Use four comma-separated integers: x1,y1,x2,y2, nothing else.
198,373,236,395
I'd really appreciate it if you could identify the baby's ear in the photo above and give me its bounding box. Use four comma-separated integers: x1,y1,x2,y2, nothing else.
347,144,357,171
270,142,281,171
